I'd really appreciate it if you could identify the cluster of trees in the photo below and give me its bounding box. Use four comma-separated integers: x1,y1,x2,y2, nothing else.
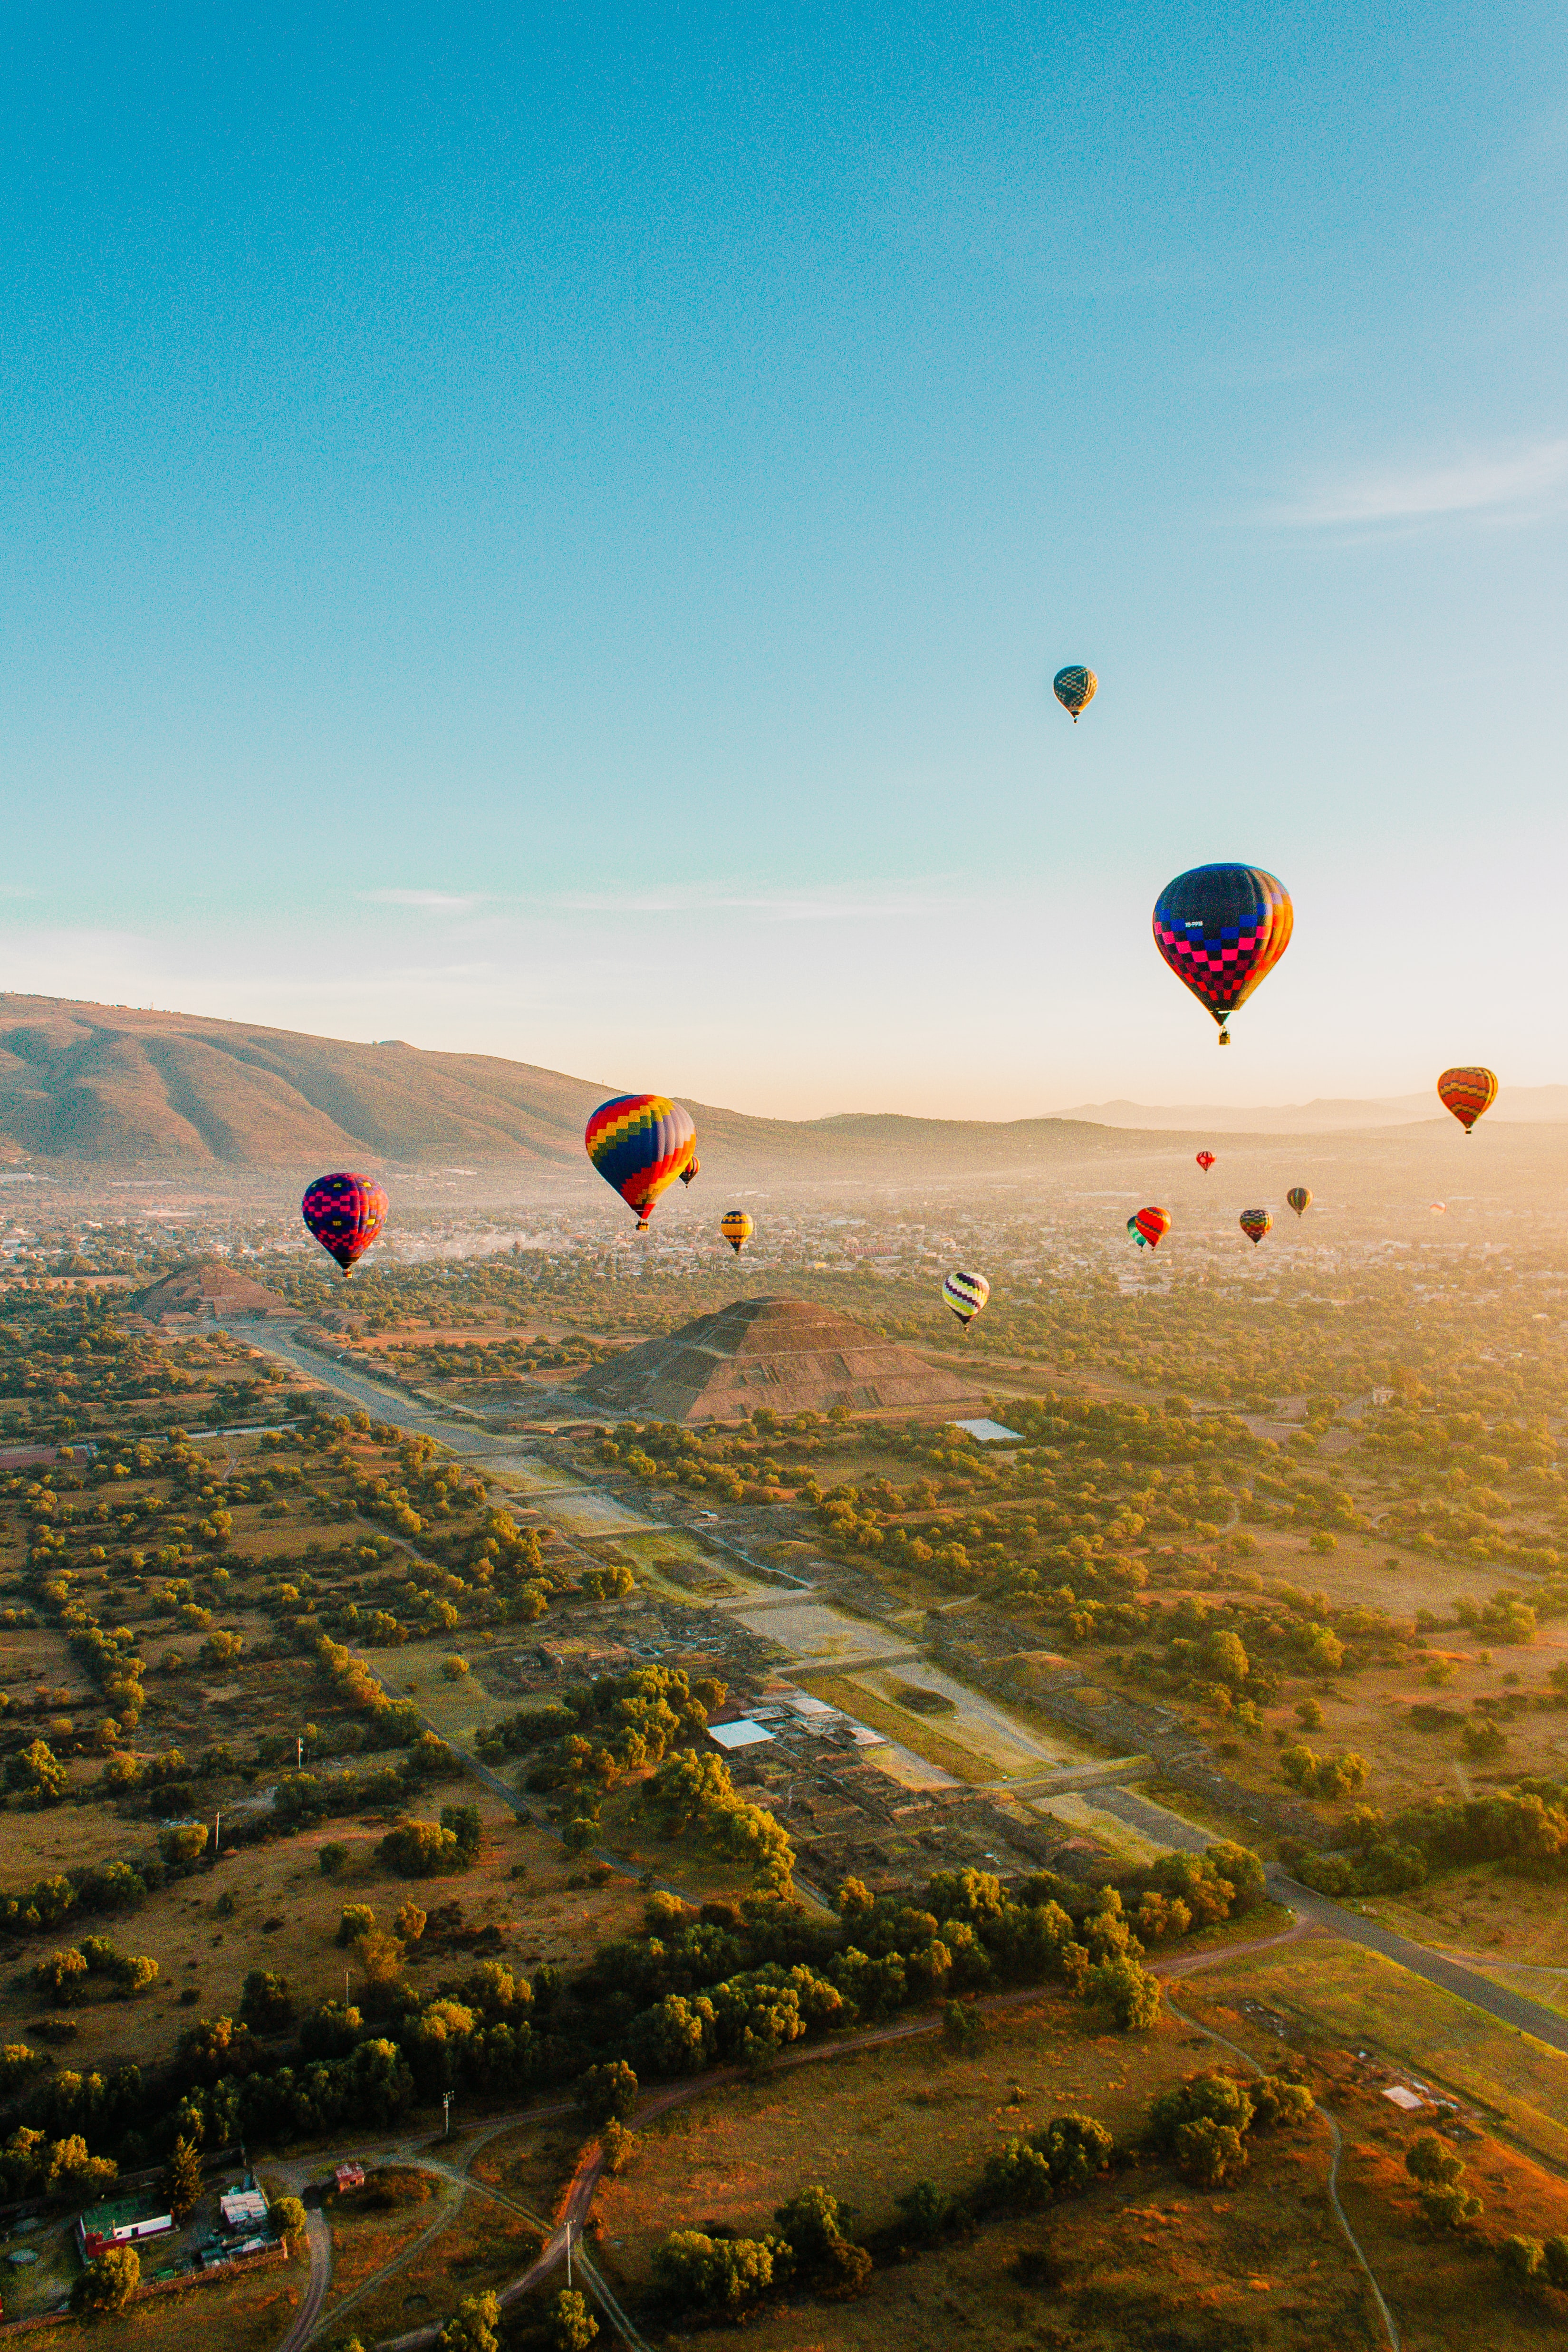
31,1936,158,2003
639,1752,795,1893
653,2183,870,2316
1145,2068,1315,2187
1278,1742,1370,1801
378,1805,483,1877
1284,1785,1568,1899
477,1664,736,1859
1404,2129,1483,2228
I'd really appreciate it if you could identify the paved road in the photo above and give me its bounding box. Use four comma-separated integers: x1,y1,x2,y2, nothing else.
1275,1872,1568,2057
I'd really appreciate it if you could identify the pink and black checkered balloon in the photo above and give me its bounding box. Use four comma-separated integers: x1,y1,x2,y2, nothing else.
302,1172,388,1276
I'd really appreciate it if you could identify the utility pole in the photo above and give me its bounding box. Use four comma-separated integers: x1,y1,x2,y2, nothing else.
213,1810,221,1856
442,2091,453,2137
297,1734,303,1769
566,2220,573,2288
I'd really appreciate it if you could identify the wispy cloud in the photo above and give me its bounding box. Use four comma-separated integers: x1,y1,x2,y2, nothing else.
548,882,946,922
1267,439,1568,529
358,890,487,913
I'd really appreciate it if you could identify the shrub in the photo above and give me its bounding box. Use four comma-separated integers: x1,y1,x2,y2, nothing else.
319,1842,351,1877
442,1657,470,1682
239,1969,296,2033
158,1823,209,1868
337,1904,377,1947
653,2230,789,2315
774,2183,871,2296
31,1948,88,2005
73,2247,139,2313
895,2180,949,2242
378,1820,462,1878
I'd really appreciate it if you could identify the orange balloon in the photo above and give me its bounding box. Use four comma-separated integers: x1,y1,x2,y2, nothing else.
1437,1067,1498,1134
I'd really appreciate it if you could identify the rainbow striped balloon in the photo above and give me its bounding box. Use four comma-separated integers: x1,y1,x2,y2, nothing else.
1239,1208,1273,1247
1437,1066,1498,1135
942,1269,990,1328
584,1094,696,1229
1286,1186,1312,1217
1128,1205,1171,1250
720,1210,754,1255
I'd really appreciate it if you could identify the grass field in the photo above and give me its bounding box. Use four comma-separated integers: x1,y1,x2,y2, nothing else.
67,2246,309,2352
592,1991,1382,2352
1179,1933,1568,2171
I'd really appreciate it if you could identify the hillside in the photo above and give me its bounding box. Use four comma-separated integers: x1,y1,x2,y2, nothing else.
0,994,1148,1171
1055,1087,1568,1131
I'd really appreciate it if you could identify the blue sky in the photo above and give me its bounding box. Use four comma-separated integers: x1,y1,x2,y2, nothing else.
3,0,1566,1117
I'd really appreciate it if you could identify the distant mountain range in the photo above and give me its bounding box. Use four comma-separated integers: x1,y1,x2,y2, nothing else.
1053,1090,1568,1133
0,995,1135,1169
3,995,1559,1168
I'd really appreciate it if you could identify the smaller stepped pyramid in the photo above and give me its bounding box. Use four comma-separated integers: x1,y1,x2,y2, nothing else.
131,1262,301,1324
576,1295,980,1424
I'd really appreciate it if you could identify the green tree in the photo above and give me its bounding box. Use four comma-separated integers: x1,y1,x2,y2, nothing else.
377,1820,462,1877
548,2290,598,2352
437,2292,500,2352
270,2195,307,2241
239,1969,296,2033
163,2133,203,2224
319,1842,350,1877
575,2060,638,2125
73,2246,140,2313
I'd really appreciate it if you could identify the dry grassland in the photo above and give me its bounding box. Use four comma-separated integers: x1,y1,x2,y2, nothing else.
1178,1937,1568,2171
61,2247,309,2352
333,2171,542,2342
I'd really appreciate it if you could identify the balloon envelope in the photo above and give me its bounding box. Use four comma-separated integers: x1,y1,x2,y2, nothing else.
1195,1151,1216,1174
680,1157,701,1186
943,1269,990,1326
1153,865,1293,1042
720,1210,754,1255
1239,1207,1273,1246
303,1172,387,1276
1130,1205,1171,1249
1437,1067,1498,1134
1053,665,1097,721
1286,1186,1312,1217
585,1095,697,1229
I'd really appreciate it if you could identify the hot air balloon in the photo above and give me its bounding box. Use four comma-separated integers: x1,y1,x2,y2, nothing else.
1239,1208,1272,1247
584,1095,697,1230
1437,1067,1498,1135
1126,1216,1145,1249
720,1210,753,1255
1053,665,1097,722
943,1270,990,1329
1129,1206,1171,1249
1431,1202,1447,1214
1196,1151,1217,1174
1152,864,1293,1044
1286,1186,1312,1218
680,1157,700,1186
302,1172,388,1277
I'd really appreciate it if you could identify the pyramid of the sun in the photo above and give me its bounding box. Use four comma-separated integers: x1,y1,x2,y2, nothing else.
576,1295,981,1424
